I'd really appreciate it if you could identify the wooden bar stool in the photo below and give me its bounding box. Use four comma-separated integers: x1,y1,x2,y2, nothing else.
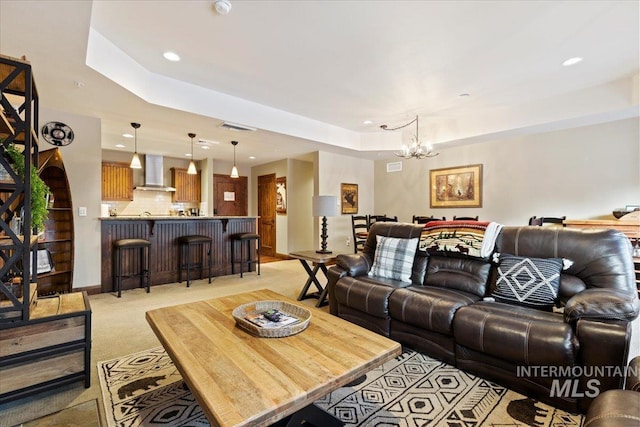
230,233,261,278
178,235,212,287
112,238,151,298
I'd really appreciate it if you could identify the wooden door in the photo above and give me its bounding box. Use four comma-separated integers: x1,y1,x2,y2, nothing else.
258,174,276,257
213,174,247,216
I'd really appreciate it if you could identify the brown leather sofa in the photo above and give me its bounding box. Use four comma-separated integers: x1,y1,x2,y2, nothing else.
584,356,640,426
327,222,639,413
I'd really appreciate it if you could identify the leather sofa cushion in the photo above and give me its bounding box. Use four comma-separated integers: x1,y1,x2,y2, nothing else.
454,301,578,367
564,288,640,322
424,255,491,297
584,389,640,427
334,276,404,318
388,286,481,335
496,227,636,296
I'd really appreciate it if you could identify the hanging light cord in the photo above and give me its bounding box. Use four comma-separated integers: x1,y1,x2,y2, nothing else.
380,115,438,159
380,115,419,132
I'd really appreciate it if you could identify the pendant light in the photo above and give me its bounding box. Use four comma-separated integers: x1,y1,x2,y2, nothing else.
380,115,439,159
230,140,239,178
187,133,197,175
129,122,142,169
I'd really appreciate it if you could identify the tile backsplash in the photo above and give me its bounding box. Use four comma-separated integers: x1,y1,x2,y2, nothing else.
104,190,197,216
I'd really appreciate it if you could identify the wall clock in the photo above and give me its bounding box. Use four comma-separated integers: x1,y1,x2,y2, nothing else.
41,121,74,146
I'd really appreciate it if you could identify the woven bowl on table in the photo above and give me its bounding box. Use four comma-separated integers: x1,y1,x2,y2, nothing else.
232,300,311,338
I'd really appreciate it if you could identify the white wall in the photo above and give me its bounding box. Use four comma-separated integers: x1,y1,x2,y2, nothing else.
40,107,101,289
288,158,314,252
374,118,640,225
317,151,375,254
38,108,638,291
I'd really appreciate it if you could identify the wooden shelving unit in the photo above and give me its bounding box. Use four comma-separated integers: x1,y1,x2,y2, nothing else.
0,54,90,403
38,148,74,295
0,53,38,322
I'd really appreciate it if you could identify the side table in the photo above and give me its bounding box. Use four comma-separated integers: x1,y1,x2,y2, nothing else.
289,250,338,307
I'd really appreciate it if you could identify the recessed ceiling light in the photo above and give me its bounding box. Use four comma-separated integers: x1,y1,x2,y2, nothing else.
248,156,256,160
200,146,211,150
122,133,134,138
363,120,373,125
163,51,181,62
115,144,125,148
213,0,232,15
562,57,583,67
185,153,192,157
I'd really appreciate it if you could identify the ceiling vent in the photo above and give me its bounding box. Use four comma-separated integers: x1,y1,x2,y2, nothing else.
218,121,257,132
386,161,403,173
196,139,219,146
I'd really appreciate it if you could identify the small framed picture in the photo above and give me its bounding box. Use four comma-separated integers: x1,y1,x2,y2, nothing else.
276,177,287,214
341,183,358,214
29,249,54,275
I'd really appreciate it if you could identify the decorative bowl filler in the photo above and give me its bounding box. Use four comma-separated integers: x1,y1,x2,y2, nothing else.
232,300,311,338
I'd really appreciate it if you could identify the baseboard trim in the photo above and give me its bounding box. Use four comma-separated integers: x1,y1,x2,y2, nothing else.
73,285,102,296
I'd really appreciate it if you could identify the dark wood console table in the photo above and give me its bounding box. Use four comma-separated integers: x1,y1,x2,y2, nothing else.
289,250,341,307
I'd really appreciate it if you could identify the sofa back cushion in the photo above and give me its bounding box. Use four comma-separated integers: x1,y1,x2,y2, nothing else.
365,223,427,285
495,227,636,301
424,255,491,297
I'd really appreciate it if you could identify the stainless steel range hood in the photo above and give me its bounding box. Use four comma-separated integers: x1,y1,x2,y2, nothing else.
134,154,176,192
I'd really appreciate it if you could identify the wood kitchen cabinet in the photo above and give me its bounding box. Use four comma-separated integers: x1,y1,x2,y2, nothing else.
172,167,200,203
102,162,133,201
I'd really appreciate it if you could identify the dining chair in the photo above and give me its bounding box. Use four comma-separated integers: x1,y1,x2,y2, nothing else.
529,215,566,226
351,215,369,253
368,214,398,228
412,215,446,224
453,215,479,221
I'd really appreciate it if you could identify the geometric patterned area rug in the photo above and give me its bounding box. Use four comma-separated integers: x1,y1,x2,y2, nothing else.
98,347,584,427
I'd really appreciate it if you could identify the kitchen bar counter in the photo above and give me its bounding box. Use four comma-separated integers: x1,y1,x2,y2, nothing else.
100,215,257,220
101,216,258,293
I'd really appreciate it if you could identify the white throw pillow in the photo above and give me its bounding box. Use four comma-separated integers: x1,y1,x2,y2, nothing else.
369,236,419,283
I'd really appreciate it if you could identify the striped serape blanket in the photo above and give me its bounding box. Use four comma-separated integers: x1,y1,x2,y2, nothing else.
418,220,503,259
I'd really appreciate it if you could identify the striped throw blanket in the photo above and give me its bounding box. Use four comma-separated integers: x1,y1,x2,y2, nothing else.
418,221,503,259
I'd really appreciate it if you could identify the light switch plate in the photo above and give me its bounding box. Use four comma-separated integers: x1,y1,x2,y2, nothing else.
79,207,87,217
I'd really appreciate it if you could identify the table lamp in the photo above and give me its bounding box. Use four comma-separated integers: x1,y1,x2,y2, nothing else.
313,195,338,254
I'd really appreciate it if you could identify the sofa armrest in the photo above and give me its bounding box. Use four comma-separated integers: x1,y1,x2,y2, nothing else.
336,254,372,277
627,356,640,391
327,266,348,316
564,288,640,323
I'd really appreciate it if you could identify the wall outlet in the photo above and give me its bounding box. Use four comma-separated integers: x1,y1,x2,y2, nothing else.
78,207,87,217
346,237,350,246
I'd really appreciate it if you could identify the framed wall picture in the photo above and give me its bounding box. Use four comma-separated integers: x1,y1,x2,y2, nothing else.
430,164,483,208
341,183,358,214
28,249,54,276
276,176,287,214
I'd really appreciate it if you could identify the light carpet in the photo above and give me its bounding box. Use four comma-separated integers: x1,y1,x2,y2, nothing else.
98,347,583,427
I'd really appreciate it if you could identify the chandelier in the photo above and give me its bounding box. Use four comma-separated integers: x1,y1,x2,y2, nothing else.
380,115,439,159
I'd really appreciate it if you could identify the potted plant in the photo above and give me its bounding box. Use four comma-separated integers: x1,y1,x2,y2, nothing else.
3,143,50,232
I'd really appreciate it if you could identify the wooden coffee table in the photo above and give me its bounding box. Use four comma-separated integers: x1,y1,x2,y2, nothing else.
146,288,401,427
